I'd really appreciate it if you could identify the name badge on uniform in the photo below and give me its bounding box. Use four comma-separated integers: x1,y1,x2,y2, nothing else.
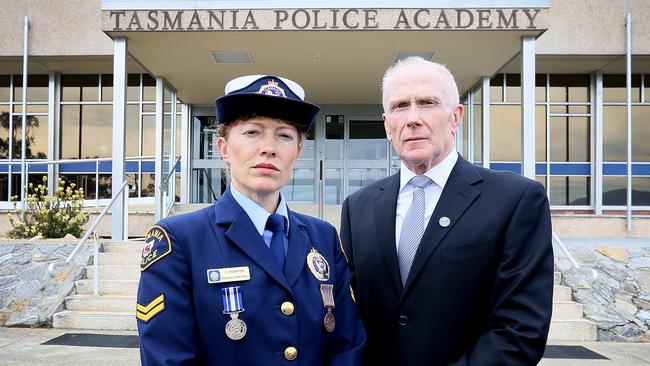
320,284,336,332
207,266,251,284
222,286,247,341
307,248,330,281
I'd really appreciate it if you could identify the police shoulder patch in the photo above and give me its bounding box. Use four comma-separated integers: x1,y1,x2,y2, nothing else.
140,225,172,271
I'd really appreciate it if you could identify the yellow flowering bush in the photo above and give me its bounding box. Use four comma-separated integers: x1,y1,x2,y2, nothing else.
8,176,89,239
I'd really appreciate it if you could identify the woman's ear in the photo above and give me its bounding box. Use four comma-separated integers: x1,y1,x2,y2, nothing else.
217,136,229,164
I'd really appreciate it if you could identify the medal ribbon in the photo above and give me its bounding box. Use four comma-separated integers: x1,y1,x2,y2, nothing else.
222,286,244,313
319,284,335,309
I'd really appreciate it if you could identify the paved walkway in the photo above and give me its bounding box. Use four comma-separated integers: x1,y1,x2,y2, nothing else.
2,327,650,365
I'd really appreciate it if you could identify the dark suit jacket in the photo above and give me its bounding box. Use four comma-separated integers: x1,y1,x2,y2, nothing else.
340,156,553,366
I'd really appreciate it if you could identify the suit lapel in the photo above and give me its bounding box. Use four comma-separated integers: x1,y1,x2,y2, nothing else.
373,173,402,296
214,190,291,293
283,211,310,288
401,157,482,297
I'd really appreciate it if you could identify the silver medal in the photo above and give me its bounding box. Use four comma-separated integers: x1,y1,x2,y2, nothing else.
225,313,247,340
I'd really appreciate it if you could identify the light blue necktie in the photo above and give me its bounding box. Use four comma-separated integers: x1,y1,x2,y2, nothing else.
398,175,431,286
266,214,286,269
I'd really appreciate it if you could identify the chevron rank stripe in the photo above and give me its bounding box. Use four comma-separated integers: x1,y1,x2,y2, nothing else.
137,294,165,322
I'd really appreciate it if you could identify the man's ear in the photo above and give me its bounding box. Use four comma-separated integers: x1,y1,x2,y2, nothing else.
450,104,464,135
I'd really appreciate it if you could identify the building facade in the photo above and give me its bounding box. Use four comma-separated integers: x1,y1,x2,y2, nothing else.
1,0,649,237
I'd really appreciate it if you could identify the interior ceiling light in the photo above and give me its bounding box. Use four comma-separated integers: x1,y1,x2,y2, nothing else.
210,51,253,64
393,51,435,63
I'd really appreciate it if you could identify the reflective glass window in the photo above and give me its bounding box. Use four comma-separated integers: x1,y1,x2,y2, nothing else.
281,168,314,202
126,105,139,157
11,115,48,159
0,105,9,159
549,116,589,162
632,106,650,162
490,74,503,102
143,74,156,101
14,75,49,102
348,168,386,195
127,74,141,101
536,106,547,161
549,75,589,103
348,119,386,160
325,115,344,160
550,176,589,206
603,74,641,103
61,75,98,102
325,168,343,204
81,105,112,158
0,75,9,102
490,105,520,161
101,74,113,101
60,105,81,159
603,106,626,161
603,177,626,206
633,178,650,206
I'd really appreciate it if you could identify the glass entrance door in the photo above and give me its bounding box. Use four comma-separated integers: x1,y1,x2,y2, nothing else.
191,114,228,203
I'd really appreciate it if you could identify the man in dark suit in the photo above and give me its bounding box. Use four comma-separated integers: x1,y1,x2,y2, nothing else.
340,57,553,365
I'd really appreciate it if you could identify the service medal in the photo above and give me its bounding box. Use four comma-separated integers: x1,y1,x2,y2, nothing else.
320,284,336,332
225,313,247,340
222,286,247,341
307,248,330,281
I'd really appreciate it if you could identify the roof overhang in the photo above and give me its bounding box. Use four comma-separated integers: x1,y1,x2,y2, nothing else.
101,1,549,105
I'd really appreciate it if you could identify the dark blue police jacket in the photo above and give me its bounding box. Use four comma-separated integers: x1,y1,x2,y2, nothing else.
137,188,366,365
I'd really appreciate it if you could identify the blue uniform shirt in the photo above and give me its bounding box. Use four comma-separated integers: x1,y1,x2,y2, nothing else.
137,186,366,365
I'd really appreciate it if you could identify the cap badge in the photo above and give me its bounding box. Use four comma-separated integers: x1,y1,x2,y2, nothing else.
258,79,286,98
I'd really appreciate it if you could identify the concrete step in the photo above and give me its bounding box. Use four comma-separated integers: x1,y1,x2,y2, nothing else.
551,301,584,320
554,271,562,285
52,310,137,331
95,252,141,266
86,265,140,281
553,285,572,301
548,319,598,341
75,280,139,296
102,241,145,253
65,295,136,312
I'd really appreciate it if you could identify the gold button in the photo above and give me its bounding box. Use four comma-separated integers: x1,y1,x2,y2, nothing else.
284,346,297,361
280,301,294,316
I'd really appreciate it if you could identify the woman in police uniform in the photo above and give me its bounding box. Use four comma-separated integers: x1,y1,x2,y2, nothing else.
136,75,366,365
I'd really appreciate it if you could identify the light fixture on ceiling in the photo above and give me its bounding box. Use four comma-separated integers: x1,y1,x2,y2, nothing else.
393,51,435,63
209,51,253,64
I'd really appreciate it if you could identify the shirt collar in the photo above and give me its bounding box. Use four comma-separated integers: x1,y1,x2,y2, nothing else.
229,185,290,236
399,149,459,191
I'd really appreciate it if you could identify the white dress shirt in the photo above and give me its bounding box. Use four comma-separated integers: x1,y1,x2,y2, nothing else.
395,149,458,251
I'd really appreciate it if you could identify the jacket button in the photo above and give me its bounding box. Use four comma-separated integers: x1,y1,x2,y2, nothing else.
284,346,298,360
280,301,294,316
398,315,409,325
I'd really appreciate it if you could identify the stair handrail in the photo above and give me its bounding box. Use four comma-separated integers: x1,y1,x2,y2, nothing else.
552,231,598,280
47,181,131,284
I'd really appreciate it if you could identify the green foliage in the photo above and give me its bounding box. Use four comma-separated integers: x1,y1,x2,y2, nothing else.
8,176,89,239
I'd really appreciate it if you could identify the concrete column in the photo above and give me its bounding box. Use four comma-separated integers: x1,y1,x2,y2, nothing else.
521,36,536,179
111,37,128,240
154,77,164,221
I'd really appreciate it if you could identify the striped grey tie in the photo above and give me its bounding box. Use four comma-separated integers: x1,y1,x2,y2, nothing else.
398,175,431,286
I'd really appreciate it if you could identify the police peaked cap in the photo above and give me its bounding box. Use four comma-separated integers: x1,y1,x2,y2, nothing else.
215,75,320,132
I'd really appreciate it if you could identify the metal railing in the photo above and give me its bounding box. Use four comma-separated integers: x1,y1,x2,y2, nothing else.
162,156,181,217
47,180,131,295
196,167,219,202
552,231,598,280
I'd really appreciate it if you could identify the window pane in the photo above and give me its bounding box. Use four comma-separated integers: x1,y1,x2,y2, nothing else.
13,104,49,113
127,74,141,101
0,107,8,158
490,105,520,161
81,105,112,158
143,74,156,101
550,176,589,205
490,74,503,102
603,74,641,103
549,75,589,103
505,74,521,103
0,75,10,102
603,176,626,206
325,168,343,204
325,115,344,160
142,174,155,197
550,116,589,162
536,176,547,190
142,115,155,158
126,104,139,157
59,174,96,200
633,106,650,161
61,75,98,102
61,105,80,159
603,106,626,161
281,168,314,202
536,106,546,161
348,119,386,160
473,102,483,163
11,115,48,159
348,168,386,196
550,105,589,114
14,75,49,102
101,74,113,101
299,123,315,160
0,174,8,201
633,177,650,206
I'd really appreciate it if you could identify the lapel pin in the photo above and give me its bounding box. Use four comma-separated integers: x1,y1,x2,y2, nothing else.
439,216,451,228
